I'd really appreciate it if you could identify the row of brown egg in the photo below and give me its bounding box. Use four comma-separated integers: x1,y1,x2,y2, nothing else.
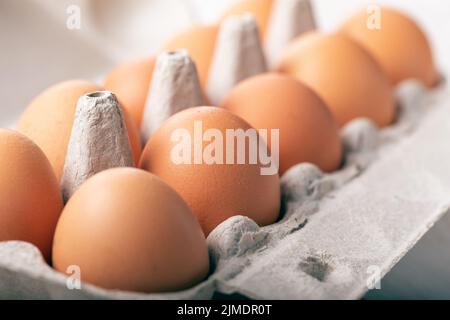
0,1,438,294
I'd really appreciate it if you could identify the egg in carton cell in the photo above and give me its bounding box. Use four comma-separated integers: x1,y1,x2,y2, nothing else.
1,1,449,299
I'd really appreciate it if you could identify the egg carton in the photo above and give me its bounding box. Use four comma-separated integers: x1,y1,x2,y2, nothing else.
0,79,449,299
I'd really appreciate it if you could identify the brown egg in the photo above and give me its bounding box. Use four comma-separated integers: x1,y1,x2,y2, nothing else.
0,129,63,262
340,7,438,88
17,80,142,181
139,107,280,235
277,33,395,128
104,57,156,127
163,25,219,87
52,168,209,293
221,73,342,174
221,0,273,39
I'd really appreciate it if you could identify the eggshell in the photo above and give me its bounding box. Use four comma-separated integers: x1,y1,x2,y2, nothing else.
139,107,280,235
104,57,156,127
52,168,209,293
0,129,63,262
221,0,273,39
221,73,342,174
277,33,395,128
340,7,438,88
163,25,219,87
17,80,142,181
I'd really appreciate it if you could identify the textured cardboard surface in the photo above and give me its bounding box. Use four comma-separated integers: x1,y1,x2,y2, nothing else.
1,81,449,299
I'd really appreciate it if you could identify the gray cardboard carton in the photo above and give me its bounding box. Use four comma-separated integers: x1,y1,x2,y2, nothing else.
1,80,450,299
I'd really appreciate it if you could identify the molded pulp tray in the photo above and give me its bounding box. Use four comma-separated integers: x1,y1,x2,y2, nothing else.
1,80,450,299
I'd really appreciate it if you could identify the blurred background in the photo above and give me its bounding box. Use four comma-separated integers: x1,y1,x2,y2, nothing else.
0,0,449,128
